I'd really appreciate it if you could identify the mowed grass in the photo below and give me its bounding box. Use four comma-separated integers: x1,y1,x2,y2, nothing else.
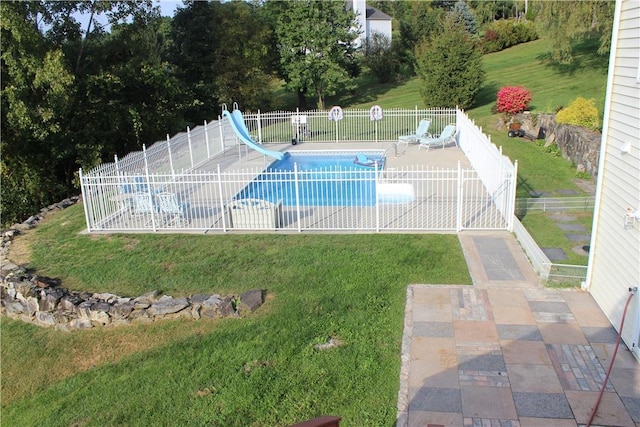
468,37,608,195
3,37,608,424
2,204,471,426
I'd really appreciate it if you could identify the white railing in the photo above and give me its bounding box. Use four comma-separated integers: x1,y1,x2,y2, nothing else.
517,196,595,212
80,107,517,233
80,162,513,233
243,107,457,144
512,216,588,283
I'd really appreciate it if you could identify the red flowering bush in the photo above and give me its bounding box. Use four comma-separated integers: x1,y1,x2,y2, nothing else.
495,86,532,115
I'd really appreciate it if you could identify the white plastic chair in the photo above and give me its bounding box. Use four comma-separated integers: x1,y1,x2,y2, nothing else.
399,119,431,145
418,124,457,151
156,192,189,227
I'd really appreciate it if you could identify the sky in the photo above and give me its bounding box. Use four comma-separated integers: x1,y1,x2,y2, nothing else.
156,0,182,17
74,1,183,31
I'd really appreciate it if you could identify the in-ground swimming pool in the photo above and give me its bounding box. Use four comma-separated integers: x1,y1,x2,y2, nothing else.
235,151,386,206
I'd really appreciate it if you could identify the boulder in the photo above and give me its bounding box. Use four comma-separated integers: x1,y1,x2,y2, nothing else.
69,318,93,329
147,297,189,316
239,289,266,313
35,311,56,326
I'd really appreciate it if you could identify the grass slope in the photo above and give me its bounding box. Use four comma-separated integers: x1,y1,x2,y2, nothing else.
2,37,608,424
2,204,470,426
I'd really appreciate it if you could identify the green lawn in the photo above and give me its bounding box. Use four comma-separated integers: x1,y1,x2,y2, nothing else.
2,36,608,425
1,204,471,426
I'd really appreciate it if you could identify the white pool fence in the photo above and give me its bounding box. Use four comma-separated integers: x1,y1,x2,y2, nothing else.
80,108,519,234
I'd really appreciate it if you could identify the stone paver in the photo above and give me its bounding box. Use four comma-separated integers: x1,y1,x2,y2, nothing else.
397,231,639,427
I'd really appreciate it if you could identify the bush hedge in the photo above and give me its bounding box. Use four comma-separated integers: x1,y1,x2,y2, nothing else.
480,19,538,54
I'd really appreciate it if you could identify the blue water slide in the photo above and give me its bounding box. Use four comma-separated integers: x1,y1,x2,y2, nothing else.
222,110,285,160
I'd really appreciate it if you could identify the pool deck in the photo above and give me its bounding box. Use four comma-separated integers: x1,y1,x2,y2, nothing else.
199,140,470,173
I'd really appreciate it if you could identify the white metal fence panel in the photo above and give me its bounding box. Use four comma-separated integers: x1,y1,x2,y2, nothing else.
517,196,595,213
240,108,458,144
80,162,514,233
512,216,552,280
80,108,517,234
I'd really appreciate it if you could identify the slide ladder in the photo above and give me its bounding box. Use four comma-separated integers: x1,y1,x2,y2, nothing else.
222,109,285,160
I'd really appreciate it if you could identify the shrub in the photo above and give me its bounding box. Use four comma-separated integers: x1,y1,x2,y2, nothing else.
555,97,600,131
416,17,485,110
481,19,538,53
495,86,532,115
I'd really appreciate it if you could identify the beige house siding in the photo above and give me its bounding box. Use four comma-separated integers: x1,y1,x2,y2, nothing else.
587,0,640,360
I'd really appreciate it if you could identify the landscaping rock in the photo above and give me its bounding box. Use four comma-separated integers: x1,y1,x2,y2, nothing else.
148,297,189,316
239,289,266,313
0,196,266,330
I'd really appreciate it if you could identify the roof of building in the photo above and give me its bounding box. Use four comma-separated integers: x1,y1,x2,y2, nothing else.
366,7,392,21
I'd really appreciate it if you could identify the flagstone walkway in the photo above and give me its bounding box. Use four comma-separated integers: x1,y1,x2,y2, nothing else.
397,231,640,427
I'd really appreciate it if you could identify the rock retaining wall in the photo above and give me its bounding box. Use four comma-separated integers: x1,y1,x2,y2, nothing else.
0,196,265,331
513,113,602,177
1,266,266,331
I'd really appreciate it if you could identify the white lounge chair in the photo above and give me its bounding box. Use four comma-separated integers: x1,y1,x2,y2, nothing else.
398,119,431,145
418,124,457,151
157,192,189,227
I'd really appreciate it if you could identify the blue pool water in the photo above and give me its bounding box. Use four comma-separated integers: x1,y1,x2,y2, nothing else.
236,151,385,206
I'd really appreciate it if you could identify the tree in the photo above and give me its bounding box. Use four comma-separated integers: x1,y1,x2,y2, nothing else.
1,1,75,225
170,1,274,119
533,0,615,63
1,0,177,227
363,31,399,83
451,0,478,34
415,16,485,110
394,2,444,75
272,0,359,110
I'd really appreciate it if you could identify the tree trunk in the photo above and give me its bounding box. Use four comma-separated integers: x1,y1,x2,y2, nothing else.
297,89,307,111
317,90,324,111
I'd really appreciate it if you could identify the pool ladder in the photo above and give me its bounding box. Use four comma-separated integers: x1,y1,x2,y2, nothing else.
384,142,400,158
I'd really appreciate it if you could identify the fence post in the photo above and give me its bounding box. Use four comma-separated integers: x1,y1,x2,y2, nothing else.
257,110,262,143
456,161,463,232
217,164,227,232
204,120,210,159
79,168,92,232
294,162,301,232
142,144,157,231
187,126,194,168
167,134,175,179
507,160,518,232
375,161,380,232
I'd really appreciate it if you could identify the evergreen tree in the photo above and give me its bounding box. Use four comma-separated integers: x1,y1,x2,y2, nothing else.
415,16,484,110
452,0,478,34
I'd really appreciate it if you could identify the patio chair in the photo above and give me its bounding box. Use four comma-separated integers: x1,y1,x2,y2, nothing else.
354,153,378,167
156,192,189,227
418,124,457,151
398,119,431,145
132,192,156,226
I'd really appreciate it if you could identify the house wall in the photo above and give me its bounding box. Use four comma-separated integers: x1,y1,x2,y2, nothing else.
587,0,640,359
367,19,392,43
348,0,367,47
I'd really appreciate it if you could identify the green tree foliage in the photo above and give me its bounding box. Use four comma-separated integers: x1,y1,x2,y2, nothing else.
533,0,615,63
1,1,75,224
170,1,274,119
415,16,485,110
394,2,444,75
452,0,478,34
272,0,359,110
470,0,519,24
481,19,538,53
1,0,184,227
362,32,400,84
